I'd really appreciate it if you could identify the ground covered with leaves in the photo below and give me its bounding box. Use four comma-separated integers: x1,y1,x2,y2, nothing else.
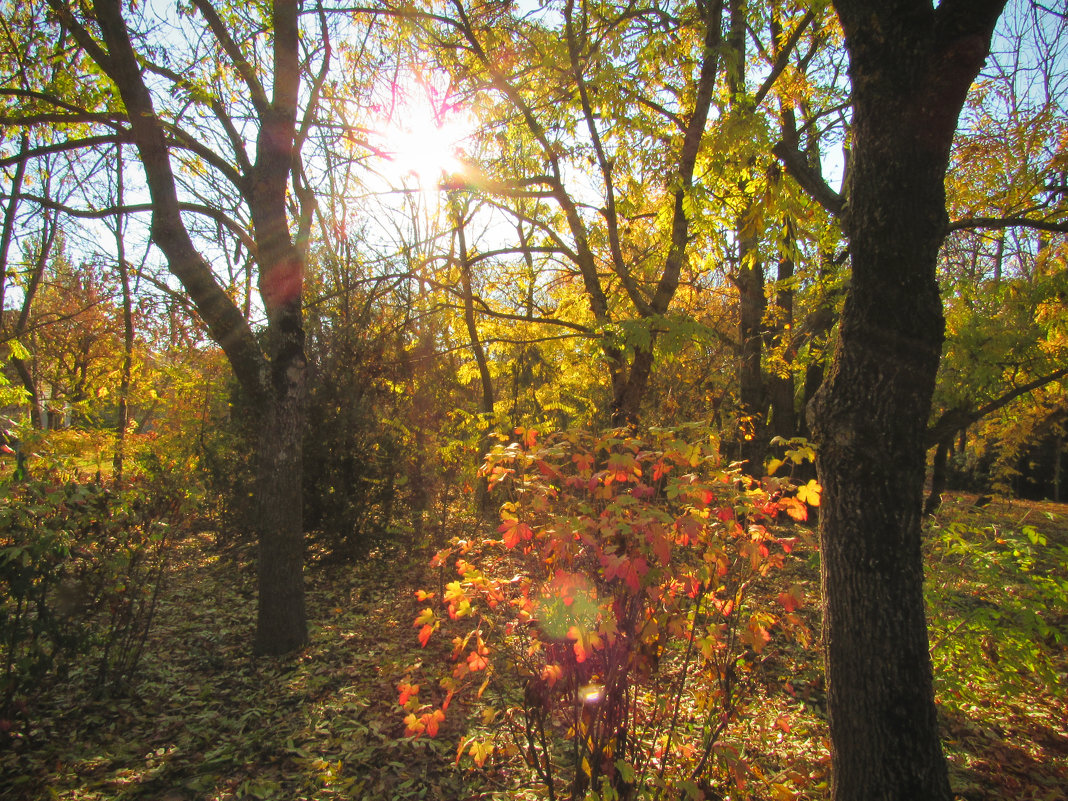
2,494,1065,800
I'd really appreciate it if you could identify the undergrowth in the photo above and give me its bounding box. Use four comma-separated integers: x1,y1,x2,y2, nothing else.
0,483,1064,800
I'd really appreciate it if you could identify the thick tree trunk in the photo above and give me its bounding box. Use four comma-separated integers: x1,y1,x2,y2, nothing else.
249,0,308,656
253,360,307,656
611,346,654,427
81,0,310,656
814,3,1005,799
811,147,950,798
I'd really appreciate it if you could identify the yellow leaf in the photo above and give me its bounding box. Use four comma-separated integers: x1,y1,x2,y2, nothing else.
797,479,821,507
469,739,494,767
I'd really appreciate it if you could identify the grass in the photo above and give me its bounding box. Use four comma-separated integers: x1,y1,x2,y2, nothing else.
1,492,1065,800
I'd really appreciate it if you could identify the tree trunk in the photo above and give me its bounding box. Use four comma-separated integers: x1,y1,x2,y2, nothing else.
0,133,29,321
736,228,766,471
611,345,654,427
813,3,1005,799
727,0,769,473
456,207,495,511
924,438,951,516
248,0,308,656
9,206,57,430
767,219,797,441
112,145,134,484
81,0,309,656
253,364,307,656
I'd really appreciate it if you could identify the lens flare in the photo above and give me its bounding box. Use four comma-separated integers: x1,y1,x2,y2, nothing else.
578,683,604,704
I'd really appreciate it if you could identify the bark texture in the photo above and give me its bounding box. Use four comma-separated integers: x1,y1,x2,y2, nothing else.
813,2,1005,798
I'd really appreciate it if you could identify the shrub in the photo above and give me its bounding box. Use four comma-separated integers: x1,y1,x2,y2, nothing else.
926,517,1068,705
400,425,817,799
0,477,180,731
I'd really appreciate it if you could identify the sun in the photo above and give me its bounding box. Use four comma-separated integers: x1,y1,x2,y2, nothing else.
384,111,469,189
369,72,474,197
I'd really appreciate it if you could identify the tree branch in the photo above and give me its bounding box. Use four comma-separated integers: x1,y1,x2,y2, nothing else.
753,10,816,108
947,215,1068,234
0,135,131,168
772,139,844,215
6,192,257,258
927,365,1068,446
189,0,269,115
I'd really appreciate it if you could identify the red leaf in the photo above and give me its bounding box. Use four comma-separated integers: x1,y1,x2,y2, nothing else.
777,584,805,613
573,451,596,473
418,624,434,647
498,519,532,549
567,625,603,663
536,459,559,478
646,528,672,565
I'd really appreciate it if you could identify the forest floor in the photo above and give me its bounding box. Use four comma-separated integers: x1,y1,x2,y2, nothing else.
2,493,1066,801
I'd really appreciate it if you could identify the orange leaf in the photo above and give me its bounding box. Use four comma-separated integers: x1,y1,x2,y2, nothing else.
780,497,808,521
777,583,805,613
567,624,603,663
422,708,445,737
741,622,771,654
498,519,532,549
541,663,563,687
573,451,596,473
418,624,434,647
467,650,489,671
404,712,424,737
397,682,420,706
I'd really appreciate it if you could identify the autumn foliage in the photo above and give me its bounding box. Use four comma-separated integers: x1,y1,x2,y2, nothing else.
400,425,817,798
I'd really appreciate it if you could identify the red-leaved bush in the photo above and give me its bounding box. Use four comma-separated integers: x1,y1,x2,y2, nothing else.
400,425,816,799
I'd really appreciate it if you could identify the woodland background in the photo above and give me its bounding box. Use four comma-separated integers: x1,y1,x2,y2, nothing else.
0,0,1066,799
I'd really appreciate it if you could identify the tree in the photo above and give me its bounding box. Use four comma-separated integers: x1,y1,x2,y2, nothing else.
923,4,1068,510
799,2,1007,799
28,0,327,654
416,0,787,425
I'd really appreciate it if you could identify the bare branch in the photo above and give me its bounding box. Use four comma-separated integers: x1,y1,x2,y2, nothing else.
0,135,130,168
947,215,1068,234
189,0,270,115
